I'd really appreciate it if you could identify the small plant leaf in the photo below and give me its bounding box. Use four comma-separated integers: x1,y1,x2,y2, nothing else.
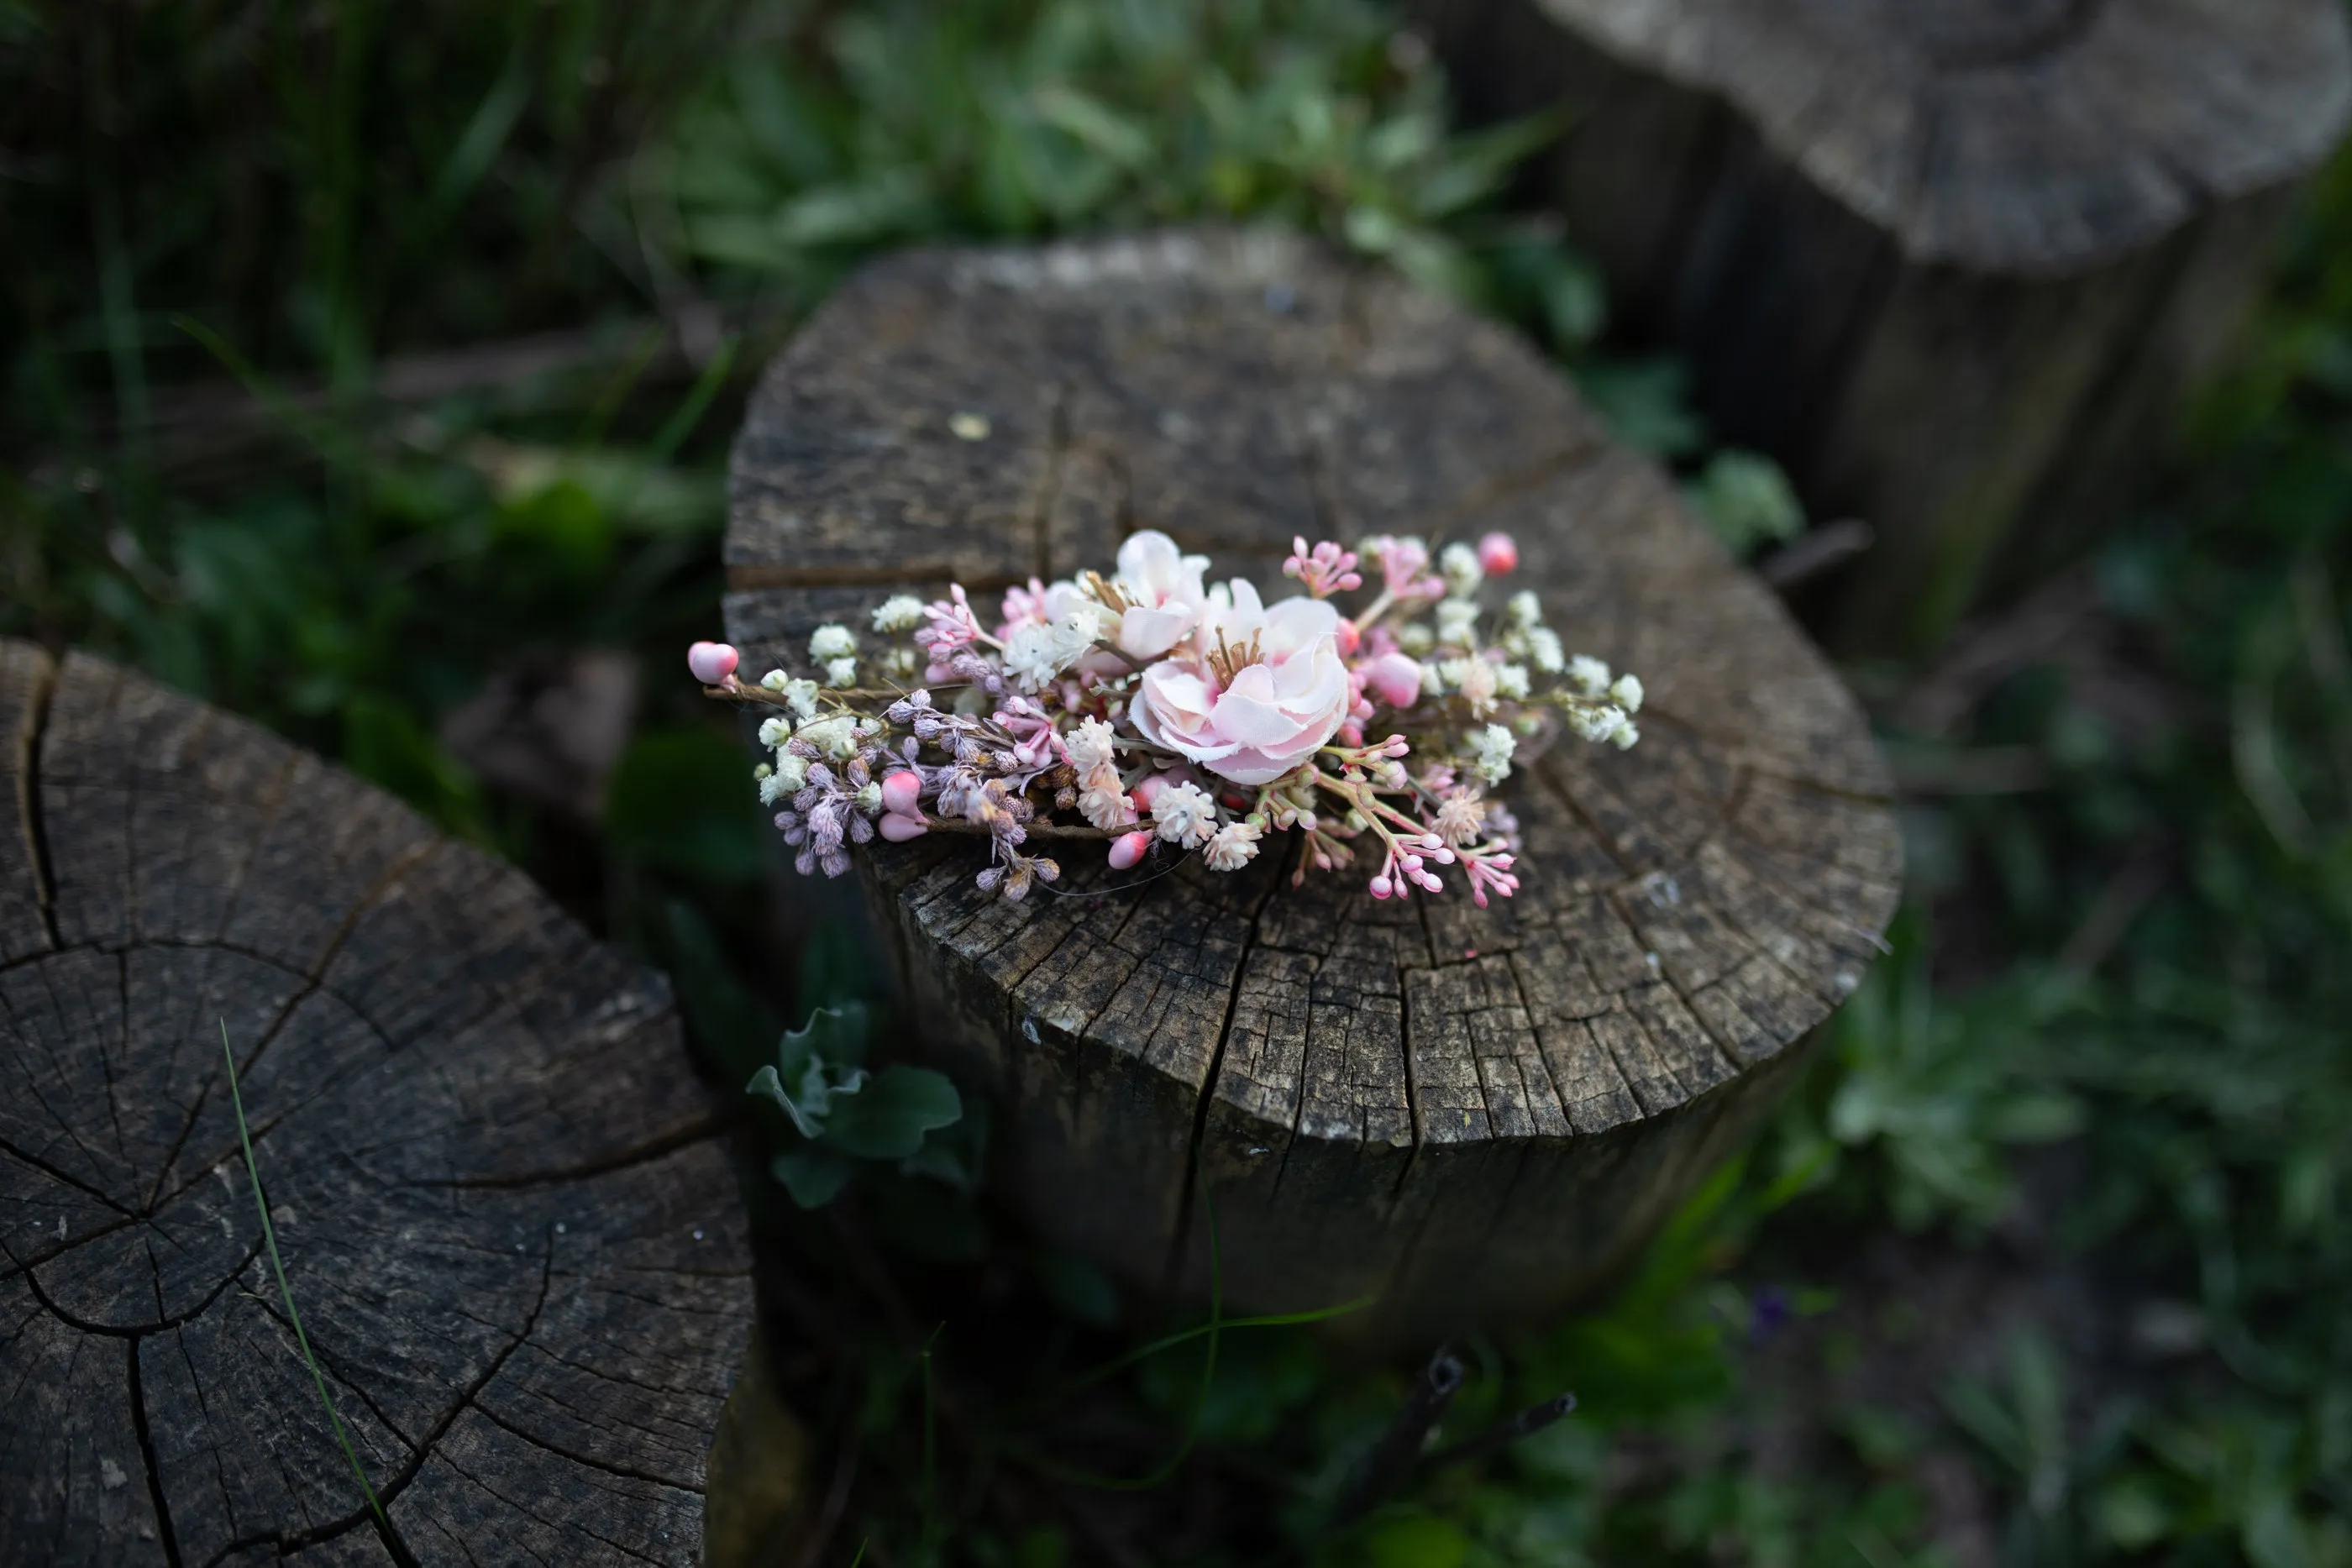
823,1066,962,1160
772,1147,857,1209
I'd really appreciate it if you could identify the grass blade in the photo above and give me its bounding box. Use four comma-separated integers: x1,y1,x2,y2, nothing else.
220,1020,388,1530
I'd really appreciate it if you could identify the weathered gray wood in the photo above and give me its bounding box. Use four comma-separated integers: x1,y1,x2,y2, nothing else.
723,230,1898,1349
1412,0,2352,653
0,642,752,1566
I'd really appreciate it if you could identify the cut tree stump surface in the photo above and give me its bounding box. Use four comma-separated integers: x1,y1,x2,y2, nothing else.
723,230,1900,1347
1413,0,2352,650
0,641,752,1567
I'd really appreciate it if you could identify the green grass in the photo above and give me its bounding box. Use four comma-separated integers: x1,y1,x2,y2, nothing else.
219,1020,389,1534
11,2,2352,1564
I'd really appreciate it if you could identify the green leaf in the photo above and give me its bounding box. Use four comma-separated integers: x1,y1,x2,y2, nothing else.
775,1001,871,1082
772,1147,856,1209
822,1065,962,1160
1688,449,1805,556
1030,84,1153,169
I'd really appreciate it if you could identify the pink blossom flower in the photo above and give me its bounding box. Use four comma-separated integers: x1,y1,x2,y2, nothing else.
1131,582,1351,786
1283,537,1362,598
878,810,929,842
880,771,922,816
1360,535,1446,601
1129,773,1180,811
1478,532,1519,575
915,586,984,663
1109,531,1210,659
1463,848,1520,907
687,642,739,685
1000,577,1052,632
1359,651,1424,711
1107,830,1153,870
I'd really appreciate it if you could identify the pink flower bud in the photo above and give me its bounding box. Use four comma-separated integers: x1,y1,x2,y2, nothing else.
1478,532,1519,575
1130,774,1174,811
878,811,929,842
687,641,739,684
880,770,922,817
1368,875,1393,899
1361,651,1425,711
1107,830,1153,870
1334,618,1362,658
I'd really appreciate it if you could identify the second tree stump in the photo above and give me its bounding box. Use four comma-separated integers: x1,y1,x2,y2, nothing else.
1415,0,2352,652
724,230,1899,1349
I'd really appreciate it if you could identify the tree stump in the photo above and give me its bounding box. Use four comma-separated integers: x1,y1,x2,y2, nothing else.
0,642,753,1566
1412,0,2352,652
723,230,1899,1349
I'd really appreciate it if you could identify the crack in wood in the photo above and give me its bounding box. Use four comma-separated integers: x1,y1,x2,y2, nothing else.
127,1332,186,1568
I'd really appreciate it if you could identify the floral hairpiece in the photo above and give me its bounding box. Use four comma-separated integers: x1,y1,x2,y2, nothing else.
688,530,1641,906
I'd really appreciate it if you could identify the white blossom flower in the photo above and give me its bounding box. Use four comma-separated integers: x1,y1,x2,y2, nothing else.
1467,723,1515,784
1151,781,1219,847
759,771,792,805
759,676,821,718
1567,703,1628,744
1508,590,1543,629
1612,720,1641,750
1076,765,1135,830
1395,621,1436,657
1049,604,1110,668
1523,627,1565,674
758,716,793,747
1567,654,1611,695
1001,622,1068,691
824,656,858,688
1203,818,1263,871
810,624,858,662
871,595,925,634
765,752,810,798
1609,673,1644,714
1064,716,1119,774
795,715,860,759
1440,656,1501,716
1436,598,1478,647
1496,663,1530,700
1439,541,1483,597
885,647,919,677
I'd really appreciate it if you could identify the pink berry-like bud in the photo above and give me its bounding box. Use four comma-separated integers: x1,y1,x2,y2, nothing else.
878,810,929,842
1130,774,1174,810
1478,532,1519,575
687,641,739,684
1361,651,1425,711
1108,830,1153,871
880,770,922,817
1368,875,1393,899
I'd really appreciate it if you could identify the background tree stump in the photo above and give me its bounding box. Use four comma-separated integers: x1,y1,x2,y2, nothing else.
723,230,1899,1350
1411,0,2352,653
0,642,752,1566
